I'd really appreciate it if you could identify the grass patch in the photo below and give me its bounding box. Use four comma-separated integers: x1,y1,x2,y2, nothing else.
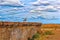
43,31,54,35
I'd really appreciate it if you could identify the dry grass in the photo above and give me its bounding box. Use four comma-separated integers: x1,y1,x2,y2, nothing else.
39,24,60,40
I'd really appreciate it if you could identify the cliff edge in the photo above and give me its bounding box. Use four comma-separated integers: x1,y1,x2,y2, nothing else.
0,22,42,40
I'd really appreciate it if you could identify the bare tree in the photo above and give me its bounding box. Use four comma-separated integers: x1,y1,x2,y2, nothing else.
23,18,27,22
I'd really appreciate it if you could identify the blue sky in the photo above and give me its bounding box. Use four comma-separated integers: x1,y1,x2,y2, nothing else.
0,0,60,24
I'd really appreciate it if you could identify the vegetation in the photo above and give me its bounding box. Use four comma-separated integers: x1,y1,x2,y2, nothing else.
32,33,40,39
43,31,54,35
28,32,40,40
28,31,54,40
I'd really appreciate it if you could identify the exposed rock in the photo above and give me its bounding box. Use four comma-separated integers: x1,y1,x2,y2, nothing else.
0,22,42,40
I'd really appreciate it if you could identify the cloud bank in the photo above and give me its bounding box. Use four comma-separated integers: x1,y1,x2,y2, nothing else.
29,0,60,20
31,0,50,6
0,0,24,6
0,0,60,21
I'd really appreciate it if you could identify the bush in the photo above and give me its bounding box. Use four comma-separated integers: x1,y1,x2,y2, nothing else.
43,31,54,35
31,32,40,40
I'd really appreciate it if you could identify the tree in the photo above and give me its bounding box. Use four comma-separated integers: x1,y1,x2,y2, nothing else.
23,18,27,22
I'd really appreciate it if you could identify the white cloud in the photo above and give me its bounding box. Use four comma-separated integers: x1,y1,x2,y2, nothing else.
30,5,58,13
0,0,24,6
29,0,60,20
29,11,60,20
31,0,60,6
40,13,60,20
29,5,59,20
45,5,58,12
31,0,50,6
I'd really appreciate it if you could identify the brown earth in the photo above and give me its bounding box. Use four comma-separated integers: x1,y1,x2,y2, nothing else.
0,22,60,40
40,24,60,40
0,22,42,40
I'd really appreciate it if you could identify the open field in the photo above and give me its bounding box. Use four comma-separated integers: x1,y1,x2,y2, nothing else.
39,24,60,40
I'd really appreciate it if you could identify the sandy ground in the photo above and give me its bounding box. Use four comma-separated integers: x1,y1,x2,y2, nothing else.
41,29,60,40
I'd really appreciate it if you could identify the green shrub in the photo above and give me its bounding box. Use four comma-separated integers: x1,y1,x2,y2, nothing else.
43,31,54,35
32,32,40,40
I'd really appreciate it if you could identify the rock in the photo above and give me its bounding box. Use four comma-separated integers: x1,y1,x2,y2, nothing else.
0,22,42,40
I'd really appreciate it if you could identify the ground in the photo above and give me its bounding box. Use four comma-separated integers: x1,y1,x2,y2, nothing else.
0,22,60,40
39,24,60,40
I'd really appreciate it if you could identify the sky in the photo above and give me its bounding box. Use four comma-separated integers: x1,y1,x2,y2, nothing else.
0,0,60,24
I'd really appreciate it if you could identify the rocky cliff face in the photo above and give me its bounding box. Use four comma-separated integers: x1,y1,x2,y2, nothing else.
0,22,42,40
